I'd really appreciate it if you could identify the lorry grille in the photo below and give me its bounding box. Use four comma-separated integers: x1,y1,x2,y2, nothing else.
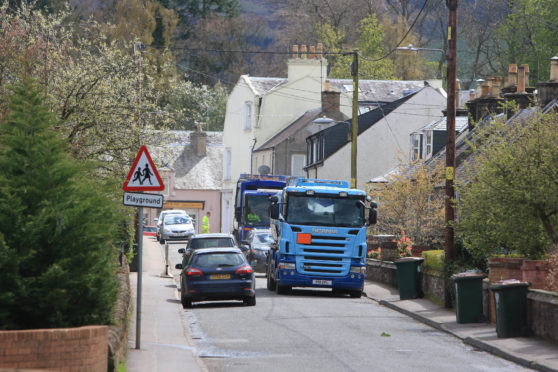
297,234,351,276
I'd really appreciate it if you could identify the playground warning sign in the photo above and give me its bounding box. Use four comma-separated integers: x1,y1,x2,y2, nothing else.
123,145,164,191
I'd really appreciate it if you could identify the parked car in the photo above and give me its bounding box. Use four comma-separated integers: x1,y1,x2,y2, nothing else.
175,247,256,308
143,225,157,237
241,228,274,273
178,233,238,257
160,214,195,244
155,209,188,241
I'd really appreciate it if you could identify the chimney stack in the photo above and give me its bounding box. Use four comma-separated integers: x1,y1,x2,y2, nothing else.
190,130,207,157
536,57,558,107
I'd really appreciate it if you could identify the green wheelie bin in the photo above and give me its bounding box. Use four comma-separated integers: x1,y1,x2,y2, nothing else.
452,271,487,323
489,279,530,338
394,257,424,300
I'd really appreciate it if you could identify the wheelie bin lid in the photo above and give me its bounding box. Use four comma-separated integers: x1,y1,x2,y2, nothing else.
489,279,530,291
394,257,424,264
451,270,487,281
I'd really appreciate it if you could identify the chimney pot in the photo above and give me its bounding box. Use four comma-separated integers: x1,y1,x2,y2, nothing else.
292,45,299,59
317,43,323,58
506,64,518,88
300,45,308,59
481,84,489,97
517,65,526,93
469,89,475,101
309,45,315,59
521,64,530,87
493,77,503,97
325,80,331,91
550,56,558,82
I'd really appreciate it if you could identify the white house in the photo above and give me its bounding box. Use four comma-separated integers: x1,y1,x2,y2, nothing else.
304,86,447,190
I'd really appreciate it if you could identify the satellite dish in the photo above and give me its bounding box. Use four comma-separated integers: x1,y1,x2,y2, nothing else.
258,165,271,175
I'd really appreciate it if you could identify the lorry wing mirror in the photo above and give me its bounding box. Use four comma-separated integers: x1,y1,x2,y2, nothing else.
368,207,377,226
269,203,279,219
270,195,279,203
234,207,241,221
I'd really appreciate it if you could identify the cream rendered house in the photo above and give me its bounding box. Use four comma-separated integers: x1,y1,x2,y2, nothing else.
305,86,447,190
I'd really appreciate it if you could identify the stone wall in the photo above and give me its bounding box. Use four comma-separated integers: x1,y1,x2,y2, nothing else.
368,262,558,342
0,326,108,371
108,257,132,371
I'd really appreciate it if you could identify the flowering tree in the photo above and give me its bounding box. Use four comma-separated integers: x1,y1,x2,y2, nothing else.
368,158,445,246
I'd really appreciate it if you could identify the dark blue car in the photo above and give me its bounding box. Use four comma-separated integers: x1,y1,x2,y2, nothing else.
175,247,256,308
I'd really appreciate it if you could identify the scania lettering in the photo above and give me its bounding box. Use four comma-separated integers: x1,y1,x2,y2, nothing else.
266,178,377,297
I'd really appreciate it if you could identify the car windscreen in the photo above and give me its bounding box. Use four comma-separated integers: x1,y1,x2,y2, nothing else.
189,238,235,249
165,215,190,225
193,252,245,268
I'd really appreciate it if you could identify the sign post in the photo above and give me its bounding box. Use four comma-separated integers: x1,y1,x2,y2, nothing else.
123,146,164,350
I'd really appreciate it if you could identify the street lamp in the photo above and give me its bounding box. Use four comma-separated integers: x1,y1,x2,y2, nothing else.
395,43,445,81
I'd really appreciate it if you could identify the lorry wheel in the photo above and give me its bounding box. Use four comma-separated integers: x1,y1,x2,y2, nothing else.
349,290,362,298
267,269,276,291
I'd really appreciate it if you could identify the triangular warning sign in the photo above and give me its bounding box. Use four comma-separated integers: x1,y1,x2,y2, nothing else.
123,145,165,191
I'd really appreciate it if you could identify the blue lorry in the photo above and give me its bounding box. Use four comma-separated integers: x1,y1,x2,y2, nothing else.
233,174,287,242
266,178,377,297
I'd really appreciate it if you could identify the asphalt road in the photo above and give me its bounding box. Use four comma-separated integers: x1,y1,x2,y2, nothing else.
163,240,532,372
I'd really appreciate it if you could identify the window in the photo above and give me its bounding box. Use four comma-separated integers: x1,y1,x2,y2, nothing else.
306,135,324,166
410,133,422,161
243,101,252,130
291,154,306,176
425,131,432,157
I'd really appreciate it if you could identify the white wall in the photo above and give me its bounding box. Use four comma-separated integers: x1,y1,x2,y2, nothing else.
316,87,446,190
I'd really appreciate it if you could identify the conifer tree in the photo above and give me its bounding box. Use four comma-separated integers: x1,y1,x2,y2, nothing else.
0,78,122,329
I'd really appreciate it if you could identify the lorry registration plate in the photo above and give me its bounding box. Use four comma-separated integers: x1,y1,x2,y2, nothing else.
312,279,332,286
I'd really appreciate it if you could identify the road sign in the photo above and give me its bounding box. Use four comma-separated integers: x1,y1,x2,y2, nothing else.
123,192,164,208
123,145,164,191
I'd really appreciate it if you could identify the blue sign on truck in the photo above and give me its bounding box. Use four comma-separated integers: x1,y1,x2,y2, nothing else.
266,178,377,297
233,174,287,242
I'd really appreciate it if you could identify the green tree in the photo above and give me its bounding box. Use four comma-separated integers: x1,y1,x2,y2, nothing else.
0,78,123,329
496,0,558,83
368,158,445,246
319,14,394,79
457,111,558,260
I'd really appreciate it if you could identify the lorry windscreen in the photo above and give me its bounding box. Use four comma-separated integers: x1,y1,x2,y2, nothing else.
243,194,271,225
285,194,365,227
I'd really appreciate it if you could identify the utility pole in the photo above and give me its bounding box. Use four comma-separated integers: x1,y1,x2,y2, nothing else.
350,49,359,189
445,0,458,279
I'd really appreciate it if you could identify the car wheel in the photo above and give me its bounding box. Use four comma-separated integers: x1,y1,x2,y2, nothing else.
159,237,165,244
349,290,362,298
181,296,193,309
244,296,256,306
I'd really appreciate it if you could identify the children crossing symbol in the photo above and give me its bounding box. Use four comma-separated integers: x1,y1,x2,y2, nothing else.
123,146,164,191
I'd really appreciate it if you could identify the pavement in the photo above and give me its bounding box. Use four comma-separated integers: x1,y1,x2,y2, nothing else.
126,237,558,372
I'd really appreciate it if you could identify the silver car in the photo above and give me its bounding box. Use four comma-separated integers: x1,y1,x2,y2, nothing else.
160,214,195,244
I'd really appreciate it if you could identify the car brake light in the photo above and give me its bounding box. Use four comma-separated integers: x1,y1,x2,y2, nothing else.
186,268,203,276
236,265,253,274
297,233,311,244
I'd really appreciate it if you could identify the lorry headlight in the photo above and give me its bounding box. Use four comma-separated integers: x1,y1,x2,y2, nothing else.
280,263,296,270
350,266,366,274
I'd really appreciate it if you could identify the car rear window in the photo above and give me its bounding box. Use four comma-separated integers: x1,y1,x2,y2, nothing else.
193,252,245,268
189,238,235,249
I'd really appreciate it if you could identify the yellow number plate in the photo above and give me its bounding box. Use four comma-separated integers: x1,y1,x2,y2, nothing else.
210,274,231,280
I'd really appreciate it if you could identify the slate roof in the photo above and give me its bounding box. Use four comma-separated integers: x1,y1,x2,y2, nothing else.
148,131,223,190
310,89,419,163
418,115,469,132
243,75,431,103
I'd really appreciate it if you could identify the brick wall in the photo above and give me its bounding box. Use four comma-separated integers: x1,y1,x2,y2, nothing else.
0,326,108,372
